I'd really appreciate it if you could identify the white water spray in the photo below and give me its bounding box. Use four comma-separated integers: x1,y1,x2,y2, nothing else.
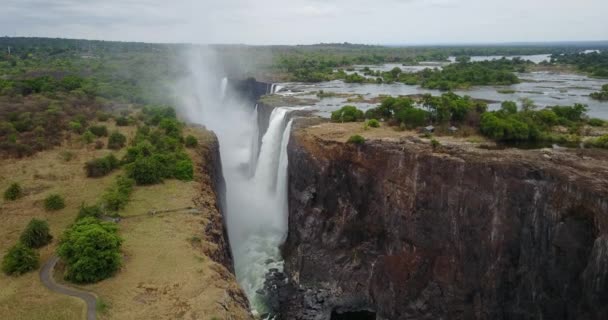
175,48,294,315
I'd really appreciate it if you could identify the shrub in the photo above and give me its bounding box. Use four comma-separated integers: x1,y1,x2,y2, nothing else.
20,219,52,248
2,243,39,276
128,157,163,185
103,176,135,212
82,130,95,144
115,116,130,126
395,108,429,129
69,121,84,134
85,154,119,177
431,138,441,150
89,125,108,137
96,112,110,122
77,204,103,220
331,106,364,122
94,140,104,149
185,135,198,148
57,217,122,283
44,194,65,211
59,151,75,162
588,118,605,127
174,159,194,181
108,132,127,150
367,119,380,128
347,135,365,145
4,182,23,201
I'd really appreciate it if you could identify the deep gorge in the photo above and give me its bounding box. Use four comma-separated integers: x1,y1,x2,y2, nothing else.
273,123,608,320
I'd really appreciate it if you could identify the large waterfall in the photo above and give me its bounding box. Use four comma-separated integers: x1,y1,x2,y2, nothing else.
176,51,294,314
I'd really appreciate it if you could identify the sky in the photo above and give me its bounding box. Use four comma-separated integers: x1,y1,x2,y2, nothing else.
1,0,607,45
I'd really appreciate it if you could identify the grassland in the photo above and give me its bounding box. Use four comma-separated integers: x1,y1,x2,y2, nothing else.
0,122,250,319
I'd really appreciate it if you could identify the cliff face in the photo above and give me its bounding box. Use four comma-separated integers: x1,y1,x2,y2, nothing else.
282,124,608,320
195,130,251,315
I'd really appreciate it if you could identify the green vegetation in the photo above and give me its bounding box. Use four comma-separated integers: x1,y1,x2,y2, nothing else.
347,135,365,144
20,219,53,249
4,182,23,201
551,51,608,78
102,176,135,212
89,125,108,137
431,139,441,149
108,131,127,150
590,84,608,101
57,217,122,284
366,119,380,128
85,154,120,177
77,204,104,220
1,243,39,276
480,102,590,142
44,194,66,211
394,59,524,90
185,135,198,148
331,106,364,122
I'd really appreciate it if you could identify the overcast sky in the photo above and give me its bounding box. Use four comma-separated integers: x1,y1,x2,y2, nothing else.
1,0,607,45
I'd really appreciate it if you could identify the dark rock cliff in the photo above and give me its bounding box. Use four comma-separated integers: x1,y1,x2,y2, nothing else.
281,125,608,320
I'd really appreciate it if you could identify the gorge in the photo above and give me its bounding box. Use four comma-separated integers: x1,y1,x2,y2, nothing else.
178,57,608,319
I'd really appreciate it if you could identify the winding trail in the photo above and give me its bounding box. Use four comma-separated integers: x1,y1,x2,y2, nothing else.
40,256,97,320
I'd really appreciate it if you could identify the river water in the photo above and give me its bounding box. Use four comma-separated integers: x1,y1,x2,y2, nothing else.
276,55,608,119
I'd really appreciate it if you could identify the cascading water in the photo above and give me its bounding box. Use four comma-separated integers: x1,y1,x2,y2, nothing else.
220,77,228,100
175,49,294,315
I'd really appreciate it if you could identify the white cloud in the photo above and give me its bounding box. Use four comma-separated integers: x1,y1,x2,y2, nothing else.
0,0,606,44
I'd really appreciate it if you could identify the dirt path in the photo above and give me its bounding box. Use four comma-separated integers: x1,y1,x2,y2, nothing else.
40,256,97,320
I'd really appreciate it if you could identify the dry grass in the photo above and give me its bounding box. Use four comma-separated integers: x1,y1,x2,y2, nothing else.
0,125,249,320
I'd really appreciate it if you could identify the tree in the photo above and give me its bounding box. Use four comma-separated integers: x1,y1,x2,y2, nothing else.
20,219,53,248
501,101,518,114
2,243,39,276
57,217,122,283
331,106,364,122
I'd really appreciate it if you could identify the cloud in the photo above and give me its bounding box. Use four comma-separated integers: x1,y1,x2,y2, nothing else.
0,0,606,44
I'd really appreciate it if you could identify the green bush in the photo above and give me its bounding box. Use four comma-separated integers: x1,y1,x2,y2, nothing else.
174,159,194,181
20,219,52,248
44,194,65,211
331,106,364,122
85,154,119,177
115,116,130,126
395,108,430,129
77,204,103,220
57,217,122,283
89,125,108,137
68,121,84,134
347,135,365,145
4,182,23,201
185,135,198,148
2,243,39,276
431,138,441,149
588,118,605,127
366,119,380,128
102,176,135,212
96,112,110,122
128,157,163,185
82,130,95,144
108,132,127,150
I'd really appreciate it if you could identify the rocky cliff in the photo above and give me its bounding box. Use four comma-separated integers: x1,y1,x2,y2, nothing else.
280,122,608,320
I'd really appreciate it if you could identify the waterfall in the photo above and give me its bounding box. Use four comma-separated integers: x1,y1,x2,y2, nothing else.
254,108,289,191
177,50,293,315
249,104,260,177
270,83,284,94
220,77,228,100
232,107,293,314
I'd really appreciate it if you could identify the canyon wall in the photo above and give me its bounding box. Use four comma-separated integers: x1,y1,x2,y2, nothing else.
281,125,608,320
